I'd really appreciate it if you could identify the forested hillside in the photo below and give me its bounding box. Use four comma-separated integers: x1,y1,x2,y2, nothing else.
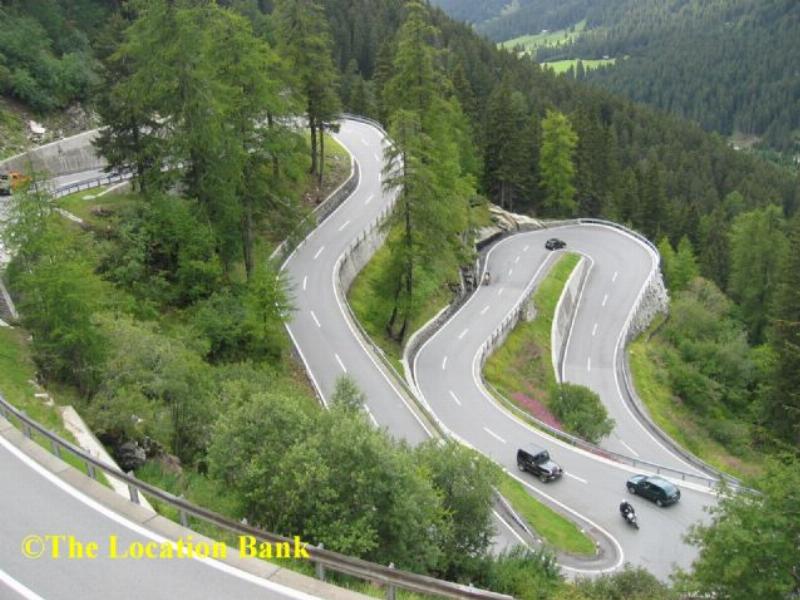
430,0,800,154
2,1,799,597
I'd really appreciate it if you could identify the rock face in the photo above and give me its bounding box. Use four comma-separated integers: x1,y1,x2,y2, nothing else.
115,441,147,472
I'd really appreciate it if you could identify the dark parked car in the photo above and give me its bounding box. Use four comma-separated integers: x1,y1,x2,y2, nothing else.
517,444,563,482
545,238,566,250
626,474,681,506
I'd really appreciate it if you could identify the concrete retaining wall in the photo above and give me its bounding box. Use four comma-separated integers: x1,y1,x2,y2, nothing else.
552,256,591,382
0,129,105,178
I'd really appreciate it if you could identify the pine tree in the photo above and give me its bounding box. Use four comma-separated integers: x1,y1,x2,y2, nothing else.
539,109,578,217
273,0,341,183
767,215,800,444
484,77,530,211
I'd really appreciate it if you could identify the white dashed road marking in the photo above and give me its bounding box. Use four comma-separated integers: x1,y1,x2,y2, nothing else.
592,323,598,336
338,220,351,232
480,305,490,315
612,271,618,283
442,356,448,370
364,406,379,427
566,472,588,484
483,427,507,444
310,311,321,328
302,276,307,291
335,353,347,373
602,293,608,307
458,328,469,340
313,246,325,260
449,391,462,406
620,439,640,457
587,357,592,372
365,194,374,205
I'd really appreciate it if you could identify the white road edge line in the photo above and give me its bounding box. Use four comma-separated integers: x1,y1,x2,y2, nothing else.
491,510,528,546
448,390,462,406
310,310,321,328
334,353,347,373
0,568,46,600
483,427,507,444
0,437,322,600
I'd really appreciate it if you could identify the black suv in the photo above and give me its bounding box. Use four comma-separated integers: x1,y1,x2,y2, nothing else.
545,238,566,250
516,445,563,482
626,474,681,506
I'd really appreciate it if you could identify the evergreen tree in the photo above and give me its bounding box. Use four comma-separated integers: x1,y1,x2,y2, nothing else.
273,0,341,183
767,215,800,443
483,78,531,211
728,205,789,343
539,109,578,217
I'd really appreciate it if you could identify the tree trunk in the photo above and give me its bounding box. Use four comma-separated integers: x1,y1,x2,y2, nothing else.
318,123,325,185
242,197,254,281
309,115,318,177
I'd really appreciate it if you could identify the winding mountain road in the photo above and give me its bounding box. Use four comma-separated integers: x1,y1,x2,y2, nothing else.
0,117,719,596
283,118,717,579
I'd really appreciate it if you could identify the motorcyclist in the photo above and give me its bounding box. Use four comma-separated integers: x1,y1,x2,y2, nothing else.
483,271,491,285
620,499,634,519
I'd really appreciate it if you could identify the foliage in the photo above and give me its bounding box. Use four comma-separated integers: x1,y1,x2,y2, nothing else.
549,383,614,443
567,565,675,600
331,374,366,411
414,440,498,579
379,1,474,343
539,110,578,216
0,2,104,111
766,215,800,444
484,546,562,600
658,236,699,293
676,456,800,600
89,316,214,465
727,205,789,344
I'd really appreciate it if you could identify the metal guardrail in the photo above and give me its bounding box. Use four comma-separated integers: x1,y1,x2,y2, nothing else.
0,394,512,600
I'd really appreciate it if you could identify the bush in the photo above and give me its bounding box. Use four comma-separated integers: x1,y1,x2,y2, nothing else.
484,546,561,600
549,383,614,443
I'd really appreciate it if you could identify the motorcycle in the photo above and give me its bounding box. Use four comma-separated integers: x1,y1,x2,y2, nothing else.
621,508,639,530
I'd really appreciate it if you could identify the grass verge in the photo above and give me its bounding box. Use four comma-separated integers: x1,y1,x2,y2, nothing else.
498,473,595,556
0,327,110,484
484,253,580,414
628,320,762,480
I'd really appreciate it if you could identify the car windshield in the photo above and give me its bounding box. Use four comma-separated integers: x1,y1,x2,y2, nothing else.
534,450,550,464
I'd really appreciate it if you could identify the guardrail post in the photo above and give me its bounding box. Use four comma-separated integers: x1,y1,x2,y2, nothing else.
127,471,140,505
314,543,325,581
86,462,96,480
179,497,188,527
385,563,396,600
50,438,61,458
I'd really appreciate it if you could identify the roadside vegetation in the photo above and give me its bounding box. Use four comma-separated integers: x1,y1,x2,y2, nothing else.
484,253,613,443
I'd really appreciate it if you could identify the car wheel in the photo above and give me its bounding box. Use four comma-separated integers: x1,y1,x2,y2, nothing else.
656,498,664,507
627,484,636,494
539,474,548,483
517,462,525,472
